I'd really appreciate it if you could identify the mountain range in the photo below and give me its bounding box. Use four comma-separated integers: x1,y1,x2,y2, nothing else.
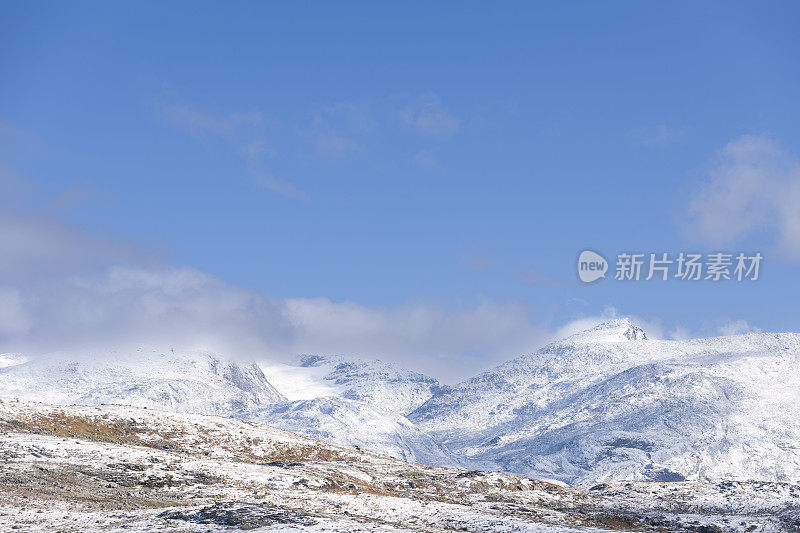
2,318,799,486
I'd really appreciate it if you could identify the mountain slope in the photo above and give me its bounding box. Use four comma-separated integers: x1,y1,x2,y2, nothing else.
262,354,441,416
410,319,800,484
0,349,461,468
0,348,286,416
256,354,466,466
253,396,469,468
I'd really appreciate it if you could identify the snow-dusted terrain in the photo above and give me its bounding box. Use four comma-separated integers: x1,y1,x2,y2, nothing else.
253,396,468,468
0,348,285,417
256,354,464,466
0,352,25,369
410,319,800,484
262,354,442,415
3,318,800,492
0,348,460,466
2,398,798,532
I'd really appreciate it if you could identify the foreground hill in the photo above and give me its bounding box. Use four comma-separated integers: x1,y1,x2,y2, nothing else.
1,399,797,531
410,319,800,484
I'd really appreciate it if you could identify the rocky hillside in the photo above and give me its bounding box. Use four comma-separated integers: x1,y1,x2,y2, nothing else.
1,398,797,532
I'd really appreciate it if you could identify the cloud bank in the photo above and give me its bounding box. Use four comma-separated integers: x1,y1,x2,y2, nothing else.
687,135,800,259
0,263,549,381
0,204,549,381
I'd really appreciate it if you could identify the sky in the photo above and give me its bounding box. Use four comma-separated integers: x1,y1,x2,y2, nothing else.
1,2,799,380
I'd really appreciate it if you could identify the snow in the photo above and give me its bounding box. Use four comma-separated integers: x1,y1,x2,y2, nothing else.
262,354,441,415
0,348,285,416
410,319,800,484
256,355,461,466
252,396,469,468
1,398,796,532
261,361,345,400
3,319,800,489
0,353,25,369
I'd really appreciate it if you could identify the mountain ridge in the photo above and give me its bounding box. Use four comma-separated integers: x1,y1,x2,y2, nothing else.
2,319,800,485
409,320,800,483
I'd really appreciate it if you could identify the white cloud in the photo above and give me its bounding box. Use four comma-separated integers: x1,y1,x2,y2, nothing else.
668,325,692,340
3,202,763,381
159,102,311,200
400,93,460,139
687,135,800,258
0,290,32,337
283,297,548,378
0,263,552,381
0,207,551,380
5,266,292,355
0,206,155,281
0,204,556,381
717,319,761,336
240,139,277,160
314,132,363,159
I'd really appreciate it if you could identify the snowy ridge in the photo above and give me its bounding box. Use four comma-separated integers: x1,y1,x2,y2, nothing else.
263,354,442,415
0,348,286,417
410,319,800,484
3,319,800,486
0,349,463,468
258,355,464,466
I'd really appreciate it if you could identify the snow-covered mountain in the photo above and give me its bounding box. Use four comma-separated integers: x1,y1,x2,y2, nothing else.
0,348,285,417
0,349,462,467
0,353,26,369
262,354,442,415
253,396,467,468
410,318,800,484
4,319,800,486
257,355,466,466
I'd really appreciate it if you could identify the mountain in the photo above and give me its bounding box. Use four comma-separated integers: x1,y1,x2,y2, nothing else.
2,398,796,532
0,348,286,416
0,349,460,468
253,396,468,468
409,318,800,484
0,353,26,369
261,354,442,416
5,320,800,487
258,355,464,466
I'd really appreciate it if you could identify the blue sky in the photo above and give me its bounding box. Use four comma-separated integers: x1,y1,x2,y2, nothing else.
1,2,799,377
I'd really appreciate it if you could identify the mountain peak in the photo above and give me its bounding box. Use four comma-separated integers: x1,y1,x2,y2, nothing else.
563,318,648,344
